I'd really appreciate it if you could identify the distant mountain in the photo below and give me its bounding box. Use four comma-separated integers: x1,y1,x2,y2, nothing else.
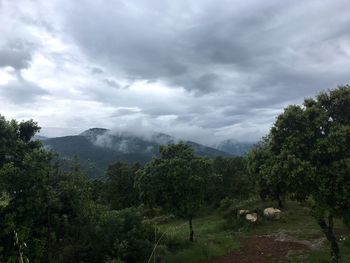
79,128,176,156
214,139,255,156
34,135,49,141
41,128,231,179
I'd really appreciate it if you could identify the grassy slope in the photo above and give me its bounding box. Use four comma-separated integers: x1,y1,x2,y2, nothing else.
155,200,350,263
153,214,238,262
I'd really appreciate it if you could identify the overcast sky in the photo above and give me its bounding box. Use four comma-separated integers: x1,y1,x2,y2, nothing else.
0,0,349,144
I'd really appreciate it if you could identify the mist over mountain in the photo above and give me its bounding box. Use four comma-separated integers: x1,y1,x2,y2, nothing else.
80,128,176,154
213,139,255,156
41,128,241,179
34,135,49,141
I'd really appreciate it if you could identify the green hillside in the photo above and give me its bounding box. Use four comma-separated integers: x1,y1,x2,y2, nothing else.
42,129,232,178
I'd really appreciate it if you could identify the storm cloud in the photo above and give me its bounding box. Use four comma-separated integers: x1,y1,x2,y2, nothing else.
0,0,349,144
0,77,49,104
0,48,32,70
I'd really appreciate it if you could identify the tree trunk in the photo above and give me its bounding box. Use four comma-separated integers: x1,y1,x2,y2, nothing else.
13,231,24,263
277,196,284,209
189,216,194,242
318,215,340,263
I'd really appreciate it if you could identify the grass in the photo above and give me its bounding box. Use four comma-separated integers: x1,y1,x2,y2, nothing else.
153,214,239,263
276,237,350,263
244,201,323,239
231,199,350,262
151,199,350,262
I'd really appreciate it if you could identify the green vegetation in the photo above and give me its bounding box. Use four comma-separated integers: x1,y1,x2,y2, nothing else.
136,143,213,241
41,130,233,179
103,161,140,210
211,156,251,204
157,214,239,263
0,85,349,262
248,86,350,262
148,199,349,263
0,116,156,262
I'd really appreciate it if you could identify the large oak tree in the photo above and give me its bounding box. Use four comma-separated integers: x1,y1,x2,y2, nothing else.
135,142,211,242
248,86,350,263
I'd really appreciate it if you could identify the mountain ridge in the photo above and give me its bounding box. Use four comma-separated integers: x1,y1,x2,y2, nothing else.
213,139,255,156
41,128,243,179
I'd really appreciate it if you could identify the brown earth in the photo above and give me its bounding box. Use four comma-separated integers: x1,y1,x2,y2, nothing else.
205,236,309,263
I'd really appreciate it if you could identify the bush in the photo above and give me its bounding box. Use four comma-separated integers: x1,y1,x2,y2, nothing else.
221,197,268,230
91,208,155,263
222,205,249,230
343,236,350,248
219,197,238,212
150,214,176,224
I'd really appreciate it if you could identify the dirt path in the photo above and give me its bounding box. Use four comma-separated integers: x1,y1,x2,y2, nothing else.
205,235,309,263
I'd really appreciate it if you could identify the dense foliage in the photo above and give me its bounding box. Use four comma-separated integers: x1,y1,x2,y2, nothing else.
135,143,212,241
0,114,250,262
0,115,155,263
98,161,140,210
211,156,251,204
248,86,350,263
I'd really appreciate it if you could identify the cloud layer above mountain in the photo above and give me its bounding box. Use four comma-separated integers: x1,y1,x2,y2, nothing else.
1,0,350,144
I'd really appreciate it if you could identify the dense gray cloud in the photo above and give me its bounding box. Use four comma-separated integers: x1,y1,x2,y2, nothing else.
0,0,350,144
61,0,350,96
0,48,32,70
91,67,104,74
0,77,49,104
103,78,121,89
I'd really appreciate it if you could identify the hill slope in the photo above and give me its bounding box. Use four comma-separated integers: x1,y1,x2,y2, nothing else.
214,139,255,156
42,128,232,178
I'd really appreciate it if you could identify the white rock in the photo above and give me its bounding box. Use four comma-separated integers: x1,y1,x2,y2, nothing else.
238,209,250,216
245,213,258,223
263,207,281,220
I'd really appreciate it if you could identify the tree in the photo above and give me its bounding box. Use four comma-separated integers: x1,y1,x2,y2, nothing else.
0,116,41,167
0,114,157,263
247,139,289,208
104,162,140,210
212,156,251,203
90,208,154,263
135,143,212,242
248,86,350,263
0,115,52,261
47,161,99,263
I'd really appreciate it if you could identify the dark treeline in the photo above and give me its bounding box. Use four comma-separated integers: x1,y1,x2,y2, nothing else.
0,115,251,262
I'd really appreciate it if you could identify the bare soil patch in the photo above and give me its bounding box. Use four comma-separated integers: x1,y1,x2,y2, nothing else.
204,236,309,263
